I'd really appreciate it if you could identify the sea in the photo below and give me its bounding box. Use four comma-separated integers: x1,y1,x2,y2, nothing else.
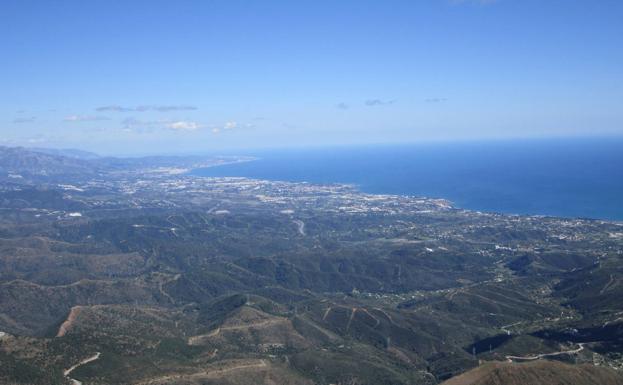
191,137,623,221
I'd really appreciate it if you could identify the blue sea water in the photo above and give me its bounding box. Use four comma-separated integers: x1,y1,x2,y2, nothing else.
192,138,623,221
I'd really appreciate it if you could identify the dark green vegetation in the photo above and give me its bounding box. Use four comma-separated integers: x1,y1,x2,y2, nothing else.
0,146,622,384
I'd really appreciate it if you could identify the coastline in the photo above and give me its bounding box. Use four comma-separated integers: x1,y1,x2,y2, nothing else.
188,140,623,221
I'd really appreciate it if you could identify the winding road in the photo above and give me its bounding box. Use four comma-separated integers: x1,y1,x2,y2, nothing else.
292,219,306,236
506,343,585,362
64,352,101,385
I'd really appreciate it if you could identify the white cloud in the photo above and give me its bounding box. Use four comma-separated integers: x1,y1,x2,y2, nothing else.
211,121,252,134
64,115,110,122
115,118,250,134
166,121,202,131
120,118,204,133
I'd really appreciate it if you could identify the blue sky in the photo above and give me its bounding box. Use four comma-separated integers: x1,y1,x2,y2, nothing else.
1,0,622,155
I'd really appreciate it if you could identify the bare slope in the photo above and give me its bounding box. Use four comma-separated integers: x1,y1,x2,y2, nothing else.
442,360,623,385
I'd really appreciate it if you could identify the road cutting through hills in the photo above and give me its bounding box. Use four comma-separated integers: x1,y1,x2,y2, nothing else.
293,219,306,236
322,306,332,320
136,360,269,384
505,343,585,362
64,352,101,385
188,318,288,345
345,308,357,331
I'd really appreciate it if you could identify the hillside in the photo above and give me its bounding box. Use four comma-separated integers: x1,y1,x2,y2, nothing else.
0,146,97,182
441,360,623,385
0,146,622,384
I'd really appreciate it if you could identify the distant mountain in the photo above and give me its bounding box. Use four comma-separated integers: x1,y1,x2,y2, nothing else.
96,154,255,170
441,360,623,385
0,146,250,184
0,146,97,182
29,147,101,160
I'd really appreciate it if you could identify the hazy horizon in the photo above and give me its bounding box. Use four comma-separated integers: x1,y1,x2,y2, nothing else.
5,133,622,158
